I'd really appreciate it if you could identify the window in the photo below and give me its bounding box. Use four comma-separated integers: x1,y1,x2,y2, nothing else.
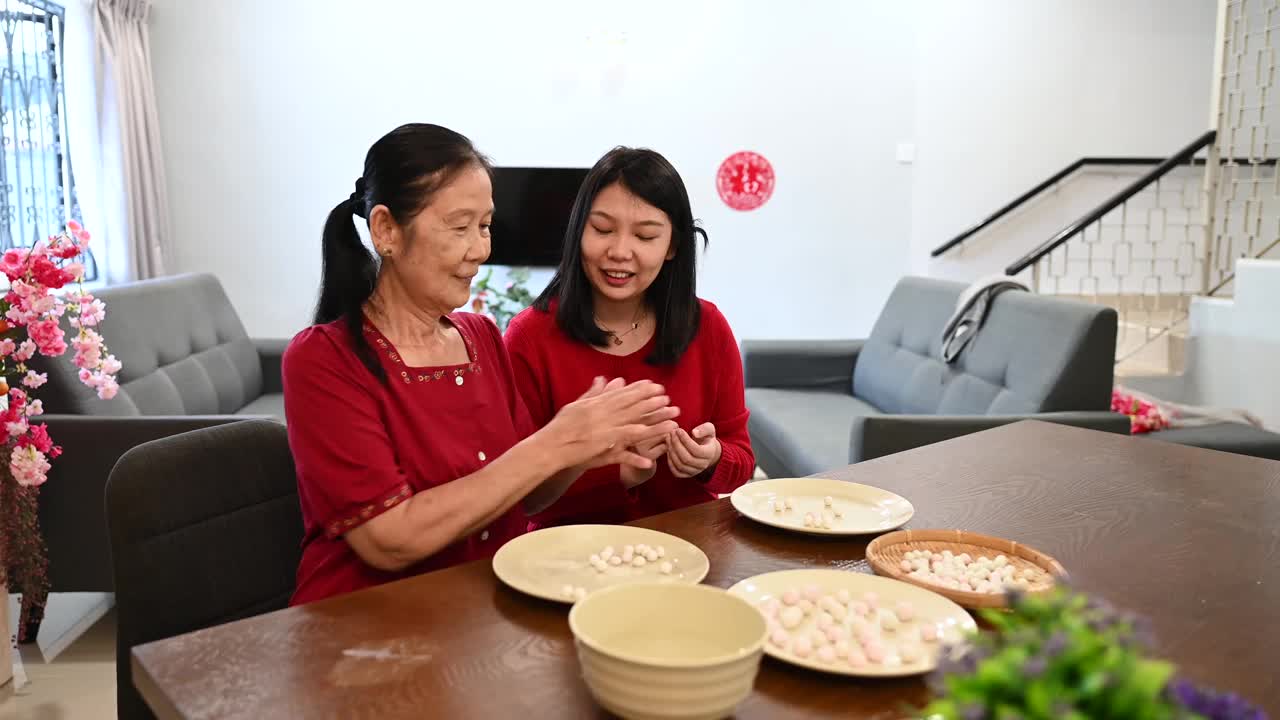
1,0,96,280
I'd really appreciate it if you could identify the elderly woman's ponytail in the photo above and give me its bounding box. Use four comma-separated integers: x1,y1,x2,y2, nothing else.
311,124,491,382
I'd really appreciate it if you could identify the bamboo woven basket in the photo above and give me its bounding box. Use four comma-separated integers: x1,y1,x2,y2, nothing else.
865,529,1067,609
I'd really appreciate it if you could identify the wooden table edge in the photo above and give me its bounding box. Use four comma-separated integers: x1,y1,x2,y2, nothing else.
133,648,186,720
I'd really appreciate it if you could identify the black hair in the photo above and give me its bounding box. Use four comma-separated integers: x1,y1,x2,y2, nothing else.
533,147,708,365
314,123,491,381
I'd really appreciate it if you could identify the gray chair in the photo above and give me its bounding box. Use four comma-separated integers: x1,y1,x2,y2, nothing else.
744,276,1130,478
107,420,302,720
30,273,289,599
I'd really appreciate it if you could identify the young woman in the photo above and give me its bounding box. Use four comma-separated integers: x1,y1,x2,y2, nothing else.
283,126,678,604
505,147,753,529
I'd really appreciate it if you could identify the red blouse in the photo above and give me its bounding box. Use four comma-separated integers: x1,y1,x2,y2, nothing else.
505,299,753,529
282,313,533,605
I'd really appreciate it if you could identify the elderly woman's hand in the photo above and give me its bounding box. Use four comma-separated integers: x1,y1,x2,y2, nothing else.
543,377,680,472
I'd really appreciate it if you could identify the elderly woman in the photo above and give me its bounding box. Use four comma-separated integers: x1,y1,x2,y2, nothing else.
505,147,754,530
283,124,678,605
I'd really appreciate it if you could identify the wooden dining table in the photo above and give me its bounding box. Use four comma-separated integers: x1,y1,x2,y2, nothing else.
133,420,1280,718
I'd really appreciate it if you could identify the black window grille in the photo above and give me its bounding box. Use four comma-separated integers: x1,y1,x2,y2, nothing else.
1,0,96,280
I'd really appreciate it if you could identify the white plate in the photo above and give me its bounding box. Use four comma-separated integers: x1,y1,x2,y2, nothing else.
730,478,914,536
727,569,976,677
492,524,710,604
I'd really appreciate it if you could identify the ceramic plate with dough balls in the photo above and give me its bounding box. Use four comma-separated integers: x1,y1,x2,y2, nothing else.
492,524,710,604
728,569,976,678
730,478,914,536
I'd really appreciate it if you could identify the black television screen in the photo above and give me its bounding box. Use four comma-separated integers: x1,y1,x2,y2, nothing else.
488,166,589,267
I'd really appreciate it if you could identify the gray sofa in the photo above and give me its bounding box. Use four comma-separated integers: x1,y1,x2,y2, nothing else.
744,276,1130,478
30,273,288,599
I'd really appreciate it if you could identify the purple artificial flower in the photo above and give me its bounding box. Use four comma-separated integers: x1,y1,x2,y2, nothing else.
1044,631,1068,658
1167,678,1269,720
1022,655,1049,679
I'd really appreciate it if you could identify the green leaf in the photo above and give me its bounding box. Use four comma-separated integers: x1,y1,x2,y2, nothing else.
1131,660,1174,700
919,699,959,720
1026,680,1055,719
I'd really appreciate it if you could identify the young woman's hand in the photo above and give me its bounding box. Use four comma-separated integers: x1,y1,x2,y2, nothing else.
667,422,721,478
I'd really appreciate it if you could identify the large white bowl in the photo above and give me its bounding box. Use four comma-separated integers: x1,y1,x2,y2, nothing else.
568,583,767,720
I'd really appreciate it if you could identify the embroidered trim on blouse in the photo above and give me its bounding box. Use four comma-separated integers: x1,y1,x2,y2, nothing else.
325,483,413,538
363,320,482,384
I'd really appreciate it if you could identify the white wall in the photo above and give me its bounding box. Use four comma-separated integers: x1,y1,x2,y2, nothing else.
914,0,1217,277
148,0,916,340
147,0,1215,341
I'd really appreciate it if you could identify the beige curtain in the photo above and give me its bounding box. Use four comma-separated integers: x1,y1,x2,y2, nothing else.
94,0,170,280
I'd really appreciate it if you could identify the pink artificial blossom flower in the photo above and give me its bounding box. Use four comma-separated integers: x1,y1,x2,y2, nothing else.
9,279,38,298
66,219,82,233
73,329,104,368
27,293,57,315
76,298,106,327
28,319,67,356
30,254,70,289
19,423,60,457
22,370,47,389
10,445,51,487
100,354,122,375
0,338,15,356
95,375,119,400
24,399,44,417
6,421,29,438
5,305,35,327
1,248,29,278
14,340,37,363
78,367,92,383
62,261,86,282
56,242,82,260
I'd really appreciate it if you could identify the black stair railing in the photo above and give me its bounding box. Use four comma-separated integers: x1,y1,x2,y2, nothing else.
1004,131,1217,276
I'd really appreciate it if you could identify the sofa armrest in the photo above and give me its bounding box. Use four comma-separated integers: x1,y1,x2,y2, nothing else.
38,414,274,592
849,411,1130,463
742,339,864,392
255,338,290,395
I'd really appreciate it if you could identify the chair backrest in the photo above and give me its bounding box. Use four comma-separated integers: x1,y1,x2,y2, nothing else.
107,420,302,720
853,277,1117,415
31,273,262,416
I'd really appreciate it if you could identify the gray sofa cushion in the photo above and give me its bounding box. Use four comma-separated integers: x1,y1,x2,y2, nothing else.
237,393,285,419
853,277,1116,415
1144,422,1280,462
31,273,264,416
746,388,883,477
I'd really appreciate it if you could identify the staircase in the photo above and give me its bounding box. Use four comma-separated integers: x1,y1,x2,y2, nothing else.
930,129,1280,377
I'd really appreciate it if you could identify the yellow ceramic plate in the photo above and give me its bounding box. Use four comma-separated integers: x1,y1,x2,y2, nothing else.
727,569,976,677
492,524,710,604
730,478,914,536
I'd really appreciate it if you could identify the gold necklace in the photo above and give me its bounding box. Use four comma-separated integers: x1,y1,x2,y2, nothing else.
596,306,646,347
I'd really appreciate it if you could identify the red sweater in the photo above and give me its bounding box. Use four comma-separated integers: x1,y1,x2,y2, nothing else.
505,299,753,528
